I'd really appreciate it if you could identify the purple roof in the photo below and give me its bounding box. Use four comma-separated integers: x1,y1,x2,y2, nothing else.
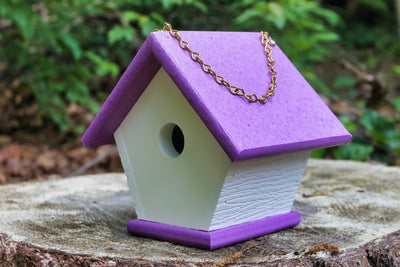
82,31,351,161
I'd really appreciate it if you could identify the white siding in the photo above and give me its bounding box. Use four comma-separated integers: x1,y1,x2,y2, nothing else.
210,151,310,230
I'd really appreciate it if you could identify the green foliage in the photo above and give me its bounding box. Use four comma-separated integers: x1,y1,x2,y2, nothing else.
1,0,398,166
332,115,375,162
334,143,375,161
359,0,388,12
230,0,340,69
310,148,326,159
1,0,341,132
393,97,400,113
0,0,218,131
360,109,400,152
333,76,356,90
228,0,343,99
311,116,358,159
108,26,136,44
337,0,398,60
85,52,119,78
393,65,400,76
0,1,114,131
334,110,400,163
339,116,358,134
303,72,335,97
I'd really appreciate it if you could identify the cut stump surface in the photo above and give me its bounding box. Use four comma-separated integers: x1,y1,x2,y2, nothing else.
1,159,400,266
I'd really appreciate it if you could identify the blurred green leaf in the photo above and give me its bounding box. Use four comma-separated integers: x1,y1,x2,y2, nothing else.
122,11,141,23
10,8,35,40
393,97,400,112
74,125,86,135
107,26,136,44
86,51,119,78
0,2,8,16
139,17,158,36
65,79,89,103
235,9,260,24
59,33,82,60
309,32,339,43
150,12,165,24
268,2,286,29
360,109,400,150
310,148,326,158
190,0,208,13
311,8,341,26
339,116,357,133
334,142,374,161
86,100,100,114
359,0,388,12
303,71,335,97
333,75,356,89
393,65,400,75
161,0,183,9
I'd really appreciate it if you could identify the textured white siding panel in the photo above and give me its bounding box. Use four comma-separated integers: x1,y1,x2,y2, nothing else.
210,151,310,230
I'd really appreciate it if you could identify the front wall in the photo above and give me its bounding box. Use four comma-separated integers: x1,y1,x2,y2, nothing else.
114,68,231,231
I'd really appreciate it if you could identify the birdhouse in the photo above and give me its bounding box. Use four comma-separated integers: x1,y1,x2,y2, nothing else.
82,25,351,250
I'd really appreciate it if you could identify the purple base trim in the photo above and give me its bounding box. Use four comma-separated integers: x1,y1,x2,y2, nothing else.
127,211,301,250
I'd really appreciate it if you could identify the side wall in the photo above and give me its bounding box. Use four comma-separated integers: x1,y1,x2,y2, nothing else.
210,151,310,230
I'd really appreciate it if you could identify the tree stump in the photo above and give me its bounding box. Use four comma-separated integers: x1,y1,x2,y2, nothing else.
1,159,400,266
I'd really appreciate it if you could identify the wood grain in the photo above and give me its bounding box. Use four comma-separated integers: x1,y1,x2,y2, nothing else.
0,159,399,266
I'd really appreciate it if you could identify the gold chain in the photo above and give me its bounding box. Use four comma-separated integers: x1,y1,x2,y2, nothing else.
156,22,277,104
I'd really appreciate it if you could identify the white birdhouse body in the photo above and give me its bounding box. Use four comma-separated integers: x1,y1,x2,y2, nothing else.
114,68,310,231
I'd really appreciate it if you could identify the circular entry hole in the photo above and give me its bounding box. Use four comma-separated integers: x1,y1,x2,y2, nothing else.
159,123,185,158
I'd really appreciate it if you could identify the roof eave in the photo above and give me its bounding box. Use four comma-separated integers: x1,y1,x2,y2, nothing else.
82,37,161,147
236,134,352,161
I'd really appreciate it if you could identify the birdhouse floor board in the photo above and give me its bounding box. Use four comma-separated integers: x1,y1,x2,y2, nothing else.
126,211,301,250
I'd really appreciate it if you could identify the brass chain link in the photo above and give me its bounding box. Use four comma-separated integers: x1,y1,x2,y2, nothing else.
156,22,277,104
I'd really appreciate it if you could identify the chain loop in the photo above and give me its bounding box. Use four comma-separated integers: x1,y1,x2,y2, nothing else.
156,22,277,104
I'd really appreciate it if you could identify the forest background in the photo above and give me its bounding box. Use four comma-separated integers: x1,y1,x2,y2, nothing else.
0,0,399,184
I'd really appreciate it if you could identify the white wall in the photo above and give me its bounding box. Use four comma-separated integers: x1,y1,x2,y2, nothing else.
114,68,231,230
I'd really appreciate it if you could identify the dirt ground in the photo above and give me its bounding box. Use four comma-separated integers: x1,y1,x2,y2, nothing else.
0,88,123,185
